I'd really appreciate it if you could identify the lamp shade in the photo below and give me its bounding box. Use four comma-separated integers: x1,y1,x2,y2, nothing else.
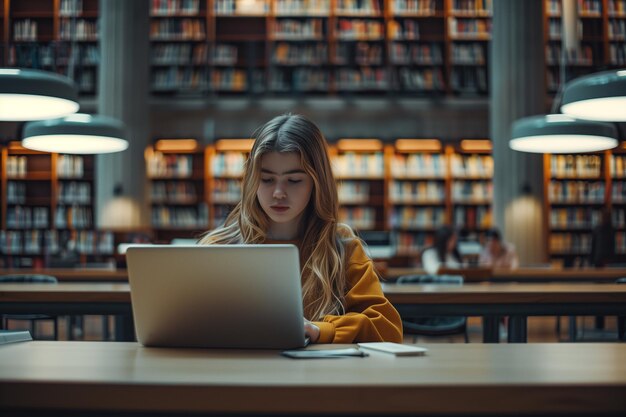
510,114,618,153
561,69,626,121
22,114,129,154
0,68,79,121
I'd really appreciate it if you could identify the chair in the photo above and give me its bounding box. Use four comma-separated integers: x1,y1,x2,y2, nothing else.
0,274,59,340
617,278,626,341
396,274,469,343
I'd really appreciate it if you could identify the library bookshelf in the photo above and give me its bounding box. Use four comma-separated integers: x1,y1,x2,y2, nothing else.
145,138,209,242
3,0,100,96
543,144,626,267
0,142,115,268
543,0,626,93
3,0,624,98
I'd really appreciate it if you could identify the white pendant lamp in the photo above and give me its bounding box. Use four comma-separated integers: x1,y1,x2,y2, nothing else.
0,68,79,121
561,69,626,121
510,114,618,154
22,114,129,154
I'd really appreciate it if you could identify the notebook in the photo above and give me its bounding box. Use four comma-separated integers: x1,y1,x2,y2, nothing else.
126,244,306,349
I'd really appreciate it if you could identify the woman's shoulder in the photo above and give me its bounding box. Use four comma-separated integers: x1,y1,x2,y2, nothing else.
336,224,369,265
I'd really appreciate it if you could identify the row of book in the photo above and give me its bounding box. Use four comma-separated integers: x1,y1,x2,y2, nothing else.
550,208,601,229
6,207,49,230
545,45,593,66
58,155,87,178
549,181,605,203
390,207,445,228
151,181,200,203
389,43,443,65
551,154,602,178
608,19,626,39
152,67,209,90
146,153,195,178
0,230,115,255
391,154,445,177
275,0,330,15
333,153,385,178
450,67,487,93
399,68,445,90
578,0,603,16
448,17,491,38
336,42,383,65
550,233,591,253
151,204,210,228
60,0,87,16
150,19,206,40
211,179,243,202
452,182,492,201
395,231,434,256
609,0,626,14
338,207,377,230
151,0,201,15
58,182,92,204
269,69,329,91
212,152,246,176
453,206,491,229
338,181,372,203
450,154,493,177
55,205,93,229
59,20,98,41
389,181,444,202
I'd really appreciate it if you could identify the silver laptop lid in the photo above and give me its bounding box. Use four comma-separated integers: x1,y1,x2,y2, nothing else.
127,244,305,349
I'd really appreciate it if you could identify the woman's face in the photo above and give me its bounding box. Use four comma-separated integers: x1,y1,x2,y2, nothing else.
256,151,313,238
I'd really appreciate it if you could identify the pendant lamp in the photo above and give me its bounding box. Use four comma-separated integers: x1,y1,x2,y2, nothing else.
560,69,626,121
510,114,618,154
0,68,79,121
22,114,129,154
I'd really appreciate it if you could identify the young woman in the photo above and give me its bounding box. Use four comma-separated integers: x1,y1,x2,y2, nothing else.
200,114,402,344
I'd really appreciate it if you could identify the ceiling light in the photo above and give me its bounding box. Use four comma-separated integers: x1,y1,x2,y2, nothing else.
510,114,618,153
0,68,79,121
561,69,626,121
22,114,129,154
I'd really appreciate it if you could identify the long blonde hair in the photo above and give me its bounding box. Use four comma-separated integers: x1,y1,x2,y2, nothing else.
199,114,355,320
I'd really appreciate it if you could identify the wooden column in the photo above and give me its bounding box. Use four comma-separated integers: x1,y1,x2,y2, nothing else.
490,0,547,265
96,0,150,228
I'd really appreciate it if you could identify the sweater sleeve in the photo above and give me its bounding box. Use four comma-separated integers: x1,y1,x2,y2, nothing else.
312,240,403,343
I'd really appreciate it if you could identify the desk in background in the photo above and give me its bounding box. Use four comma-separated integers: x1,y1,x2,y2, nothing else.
3,267,626,284
2,283,626,343
385,267,626,283
0,341,624,416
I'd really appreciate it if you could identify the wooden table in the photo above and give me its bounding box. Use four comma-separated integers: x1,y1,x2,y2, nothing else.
0,268,129,282
0,341,624,416
0,283,133,341
386,267,626,283
4,267,625,284
383,283,626,342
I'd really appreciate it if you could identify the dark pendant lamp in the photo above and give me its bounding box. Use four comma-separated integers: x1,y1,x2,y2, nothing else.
560,69,626,121
22,114,129,154
0,68,79,121
510,114,618,154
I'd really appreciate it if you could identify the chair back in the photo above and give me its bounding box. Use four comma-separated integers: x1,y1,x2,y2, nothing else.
0,274,58,284
397,274,463,285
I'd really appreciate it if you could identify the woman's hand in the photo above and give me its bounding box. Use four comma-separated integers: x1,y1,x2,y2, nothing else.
304,319,320,343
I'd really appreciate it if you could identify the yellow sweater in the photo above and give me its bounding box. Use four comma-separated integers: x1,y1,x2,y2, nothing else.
265,238,403,344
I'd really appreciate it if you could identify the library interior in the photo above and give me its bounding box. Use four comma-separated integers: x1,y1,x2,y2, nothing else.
1,1,626,416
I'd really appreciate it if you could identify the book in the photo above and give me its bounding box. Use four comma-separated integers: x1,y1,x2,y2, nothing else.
357,342,427,356
0,330,32,345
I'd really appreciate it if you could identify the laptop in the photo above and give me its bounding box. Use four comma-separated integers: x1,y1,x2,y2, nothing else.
126,244,306,349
